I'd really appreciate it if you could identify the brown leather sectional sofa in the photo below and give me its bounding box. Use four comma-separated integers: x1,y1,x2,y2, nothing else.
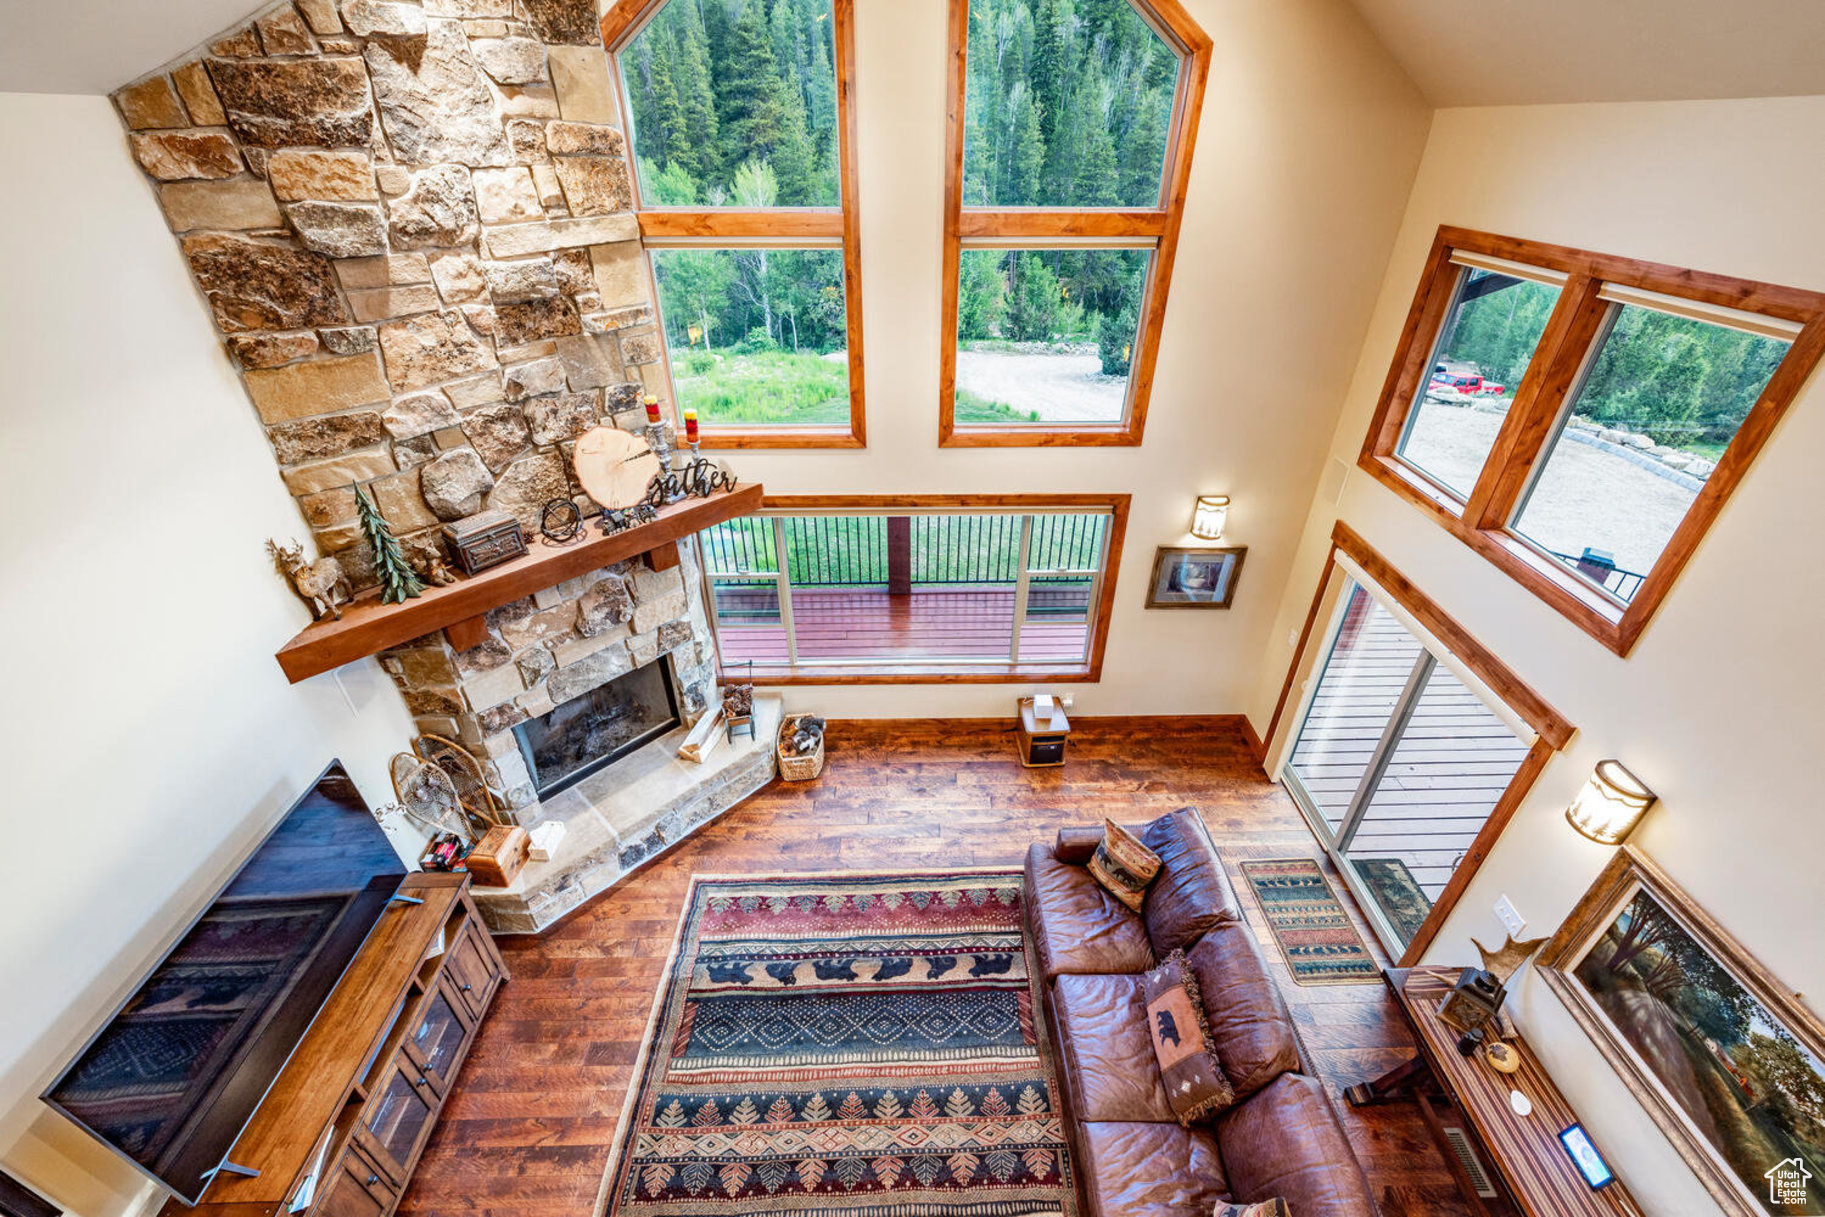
1024,808,1379,1216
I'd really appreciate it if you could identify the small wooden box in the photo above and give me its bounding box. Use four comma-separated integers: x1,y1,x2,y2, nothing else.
443,510,527,575
1017,698,1070,768
465,825,531,887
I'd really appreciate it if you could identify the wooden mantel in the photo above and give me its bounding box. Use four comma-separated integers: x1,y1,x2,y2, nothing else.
276,483,762,683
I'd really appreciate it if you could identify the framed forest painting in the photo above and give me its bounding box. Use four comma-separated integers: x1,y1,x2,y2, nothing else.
1540,847,1825,1215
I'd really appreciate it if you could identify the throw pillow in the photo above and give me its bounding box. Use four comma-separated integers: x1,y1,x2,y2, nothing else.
1087,819,1162,912
1213,1201,1290,1217
1141,949,1236,1124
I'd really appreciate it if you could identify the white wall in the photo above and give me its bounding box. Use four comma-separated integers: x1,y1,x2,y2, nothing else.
733,0,1430,719
0,93,418,1216
1251,96,1825,1213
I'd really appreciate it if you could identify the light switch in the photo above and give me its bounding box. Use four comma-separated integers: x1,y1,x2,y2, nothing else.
1494,894,1526,937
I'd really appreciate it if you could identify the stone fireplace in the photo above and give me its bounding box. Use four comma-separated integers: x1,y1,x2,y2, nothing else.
374,536,780,933
104,0,780,931
514,657,678,798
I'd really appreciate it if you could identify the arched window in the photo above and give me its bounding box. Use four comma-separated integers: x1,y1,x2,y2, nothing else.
940,0,1210,445
602,0,864,447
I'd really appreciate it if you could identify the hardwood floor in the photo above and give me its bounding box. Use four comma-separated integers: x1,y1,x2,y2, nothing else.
401,717,1472,1217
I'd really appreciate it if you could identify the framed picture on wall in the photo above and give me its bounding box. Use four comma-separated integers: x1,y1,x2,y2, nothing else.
1538,846,1825,1216
1145,546,1246,609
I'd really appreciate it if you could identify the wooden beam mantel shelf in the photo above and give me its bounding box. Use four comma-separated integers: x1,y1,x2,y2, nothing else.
276,483,762,684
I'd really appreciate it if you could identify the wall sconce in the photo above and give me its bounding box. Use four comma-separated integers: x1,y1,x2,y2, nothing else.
1190,495,1230,541
1565,760,1657,844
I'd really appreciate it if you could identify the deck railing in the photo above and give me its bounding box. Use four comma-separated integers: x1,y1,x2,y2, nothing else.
699,512,1107,618
1549,549,1647,602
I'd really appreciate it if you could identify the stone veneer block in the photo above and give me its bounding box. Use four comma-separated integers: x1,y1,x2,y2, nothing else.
280,448,396,494
552,157,631,216
116,75,189,129
185,233,350,331
363,22,511,167
244,351,391,423
157,179,284,232
229,331,320,368
172,62,228,126
268,149,378,201
543,121,624,156
484,215,639,258
131,131,243,180
588,241,647,309
205,57,375,148
470,696,782,933
546,46,616,123
256,7,320,55
348,284,443,323
377,310,498,392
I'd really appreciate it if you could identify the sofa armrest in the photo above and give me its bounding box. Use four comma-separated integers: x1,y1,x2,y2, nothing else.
1054,826,1103,864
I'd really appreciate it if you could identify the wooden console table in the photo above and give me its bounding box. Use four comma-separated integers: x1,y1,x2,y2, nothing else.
1348,968,1641,1217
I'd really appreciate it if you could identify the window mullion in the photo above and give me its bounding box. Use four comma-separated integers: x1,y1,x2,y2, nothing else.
1009,515,1033,663
1464,273,1609,530
772,517,799,668
1335,652,1434,853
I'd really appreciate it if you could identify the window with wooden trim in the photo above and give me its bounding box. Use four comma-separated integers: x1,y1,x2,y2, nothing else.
939,0,1210,446
694,495,1130,682
1267,522,1573,964
1360,227,1825,655
602,0,864,448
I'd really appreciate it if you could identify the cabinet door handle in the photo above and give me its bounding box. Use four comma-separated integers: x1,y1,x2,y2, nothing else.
460,983,473,992
366,1174,379,1187
415,1076,431,1086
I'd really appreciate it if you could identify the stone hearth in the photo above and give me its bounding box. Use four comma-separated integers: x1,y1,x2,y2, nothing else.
377,536,721,820
474,694,781,932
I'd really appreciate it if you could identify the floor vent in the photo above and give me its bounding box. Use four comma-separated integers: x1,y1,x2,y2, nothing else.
1443,1125,1500,1198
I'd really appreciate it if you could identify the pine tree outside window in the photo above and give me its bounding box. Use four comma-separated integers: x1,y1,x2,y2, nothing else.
940,0,1211,446
603,0,864,448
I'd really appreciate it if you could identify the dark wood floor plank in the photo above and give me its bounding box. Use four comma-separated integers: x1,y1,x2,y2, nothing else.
402,717,1470,1217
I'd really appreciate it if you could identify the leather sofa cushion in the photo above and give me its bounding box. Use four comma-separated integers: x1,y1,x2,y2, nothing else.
1078,1121,1230,1217
1217,1073,1378,1217
1183,919,1301,1098
1055,825,1105,864
1025,842,1153,980
1051,974,1176,1123
1140,808,1243,957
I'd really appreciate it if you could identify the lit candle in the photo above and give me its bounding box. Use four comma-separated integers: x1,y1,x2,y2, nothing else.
644,396,660,423
683,409,699,442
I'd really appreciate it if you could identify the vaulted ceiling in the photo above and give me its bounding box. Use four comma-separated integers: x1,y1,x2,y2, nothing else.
5,0,1825,107
1344,0,1825,106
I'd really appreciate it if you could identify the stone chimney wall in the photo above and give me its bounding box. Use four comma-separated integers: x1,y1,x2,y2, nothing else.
110,0,666,591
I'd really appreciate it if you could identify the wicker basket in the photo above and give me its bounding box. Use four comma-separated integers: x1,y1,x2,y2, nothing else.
777,714,826,782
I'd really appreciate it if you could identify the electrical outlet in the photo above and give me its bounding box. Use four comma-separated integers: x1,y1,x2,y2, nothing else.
1287,628,1299,648
1494,895,1526,937
1060,693,1074,709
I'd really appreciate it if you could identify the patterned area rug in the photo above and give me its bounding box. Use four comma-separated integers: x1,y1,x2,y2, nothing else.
1238,858,1380,986
596,871,1078,1216
1350,856,1434,946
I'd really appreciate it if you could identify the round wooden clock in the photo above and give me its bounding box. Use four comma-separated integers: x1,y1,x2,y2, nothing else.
573,426,662,509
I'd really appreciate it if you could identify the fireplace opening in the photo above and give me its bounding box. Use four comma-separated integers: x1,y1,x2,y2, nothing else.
513,661,681,798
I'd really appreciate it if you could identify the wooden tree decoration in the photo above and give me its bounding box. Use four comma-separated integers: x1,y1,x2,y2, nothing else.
355,482,425,604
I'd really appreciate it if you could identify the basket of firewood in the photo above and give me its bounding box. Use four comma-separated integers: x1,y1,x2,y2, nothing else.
777,714,826,782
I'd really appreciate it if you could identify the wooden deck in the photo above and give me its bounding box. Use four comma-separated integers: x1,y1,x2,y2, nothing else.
1286,592,1529,909
712,586,1092,666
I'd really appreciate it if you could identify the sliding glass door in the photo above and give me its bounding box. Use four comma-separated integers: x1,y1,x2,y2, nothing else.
1283,580,1533,953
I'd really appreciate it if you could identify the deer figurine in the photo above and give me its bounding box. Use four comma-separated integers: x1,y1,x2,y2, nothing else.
268,538,350,621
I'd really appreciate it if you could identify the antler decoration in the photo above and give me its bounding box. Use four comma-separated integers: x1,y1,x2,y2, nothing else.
1471,933,1551,984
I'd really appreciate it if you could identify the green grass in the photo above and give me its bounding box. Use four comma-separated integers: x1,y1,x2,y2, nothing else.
673,349,849,425
956,390,1040,424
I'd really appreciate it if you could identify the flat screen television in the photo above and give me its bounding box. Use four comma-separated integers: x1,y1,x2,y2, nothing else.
42,762,407,1205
